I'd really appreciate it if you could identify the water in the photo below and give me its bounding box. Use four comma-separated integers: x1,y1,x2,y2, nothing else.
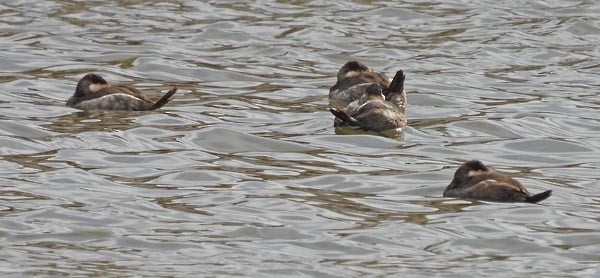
1,0,600,277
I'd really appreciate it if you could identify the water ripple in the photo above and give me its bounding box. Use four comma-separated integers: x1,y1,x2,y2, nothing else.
1,0,600,277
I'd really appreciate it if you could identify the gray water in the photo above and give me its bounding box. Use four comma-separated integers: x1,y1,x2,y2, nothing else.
1,1,600,277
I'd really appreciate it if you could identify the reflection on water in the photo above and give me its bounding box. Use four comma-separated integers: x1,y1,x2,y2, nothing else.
1,0,600,277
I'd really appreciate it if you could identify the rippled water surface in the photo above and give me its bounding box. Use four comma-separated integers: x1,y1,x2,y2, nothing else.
2,0,600,277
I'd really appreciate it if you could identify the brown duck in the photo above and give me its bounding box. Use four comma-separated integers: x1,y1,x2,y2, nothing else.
329,61,393,108
444,160,552,203
329,70,407,132
67,73,177,111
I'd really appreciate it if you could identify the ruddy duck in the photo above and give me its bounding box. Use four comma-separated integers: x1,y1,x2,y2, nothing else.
329,71,407,132
329,61,391,108
66,73,177,111
443,160,552,203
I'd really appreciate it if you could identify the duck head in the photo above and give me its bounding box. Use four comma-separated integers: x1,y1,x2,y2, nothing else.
446,160,489,190
365,83,385,99
336,61,372,81
73,73,110,98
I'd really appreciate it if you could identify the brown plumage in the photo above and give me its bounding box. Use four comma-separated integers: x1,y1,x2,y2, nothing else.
67,73,177,111
443,160,552,203
329,61,392,108
329,71,407,132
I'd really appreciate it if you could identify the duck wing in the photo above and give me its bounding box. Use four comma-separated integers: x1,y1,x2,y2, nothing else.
73,94,154,111
110,86,150,101
453,179,531,202
329,83,372,108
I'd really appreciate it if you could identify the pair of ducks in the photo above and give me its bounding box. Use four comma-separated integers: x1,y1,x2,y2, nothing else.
65,66,551,204
328,61,407,132
327,61,552,204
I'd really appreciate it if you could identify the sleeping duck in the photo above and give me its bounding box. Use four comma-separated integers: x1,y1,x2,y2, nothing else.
444,160,552,203
329,70,407,132
67,73,177,111
329,61,392,108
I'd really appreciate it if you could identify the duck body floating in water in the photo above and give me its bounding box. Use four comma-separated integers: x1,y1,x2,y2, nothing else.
329,66,407,132
67,73,177,111
444,160,552,203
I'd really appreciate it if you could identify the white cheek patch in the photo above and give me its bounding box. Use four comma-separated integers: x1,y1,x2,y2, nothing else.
468,170,484,177
89,83,109,92
344,71,360,78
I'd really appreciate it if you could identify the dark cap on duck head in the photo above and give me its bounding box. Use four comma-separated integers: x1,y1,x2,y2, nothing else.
74,73,109,97
342,61,370,72
80,73,108,85
337,61,371,80
454,159,488,178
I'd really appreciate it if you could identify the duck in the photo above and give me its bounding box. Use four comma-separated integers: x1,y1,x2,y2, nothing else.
66,73,177,111
329,70,407,132
329,61,392,108
443,160,552,203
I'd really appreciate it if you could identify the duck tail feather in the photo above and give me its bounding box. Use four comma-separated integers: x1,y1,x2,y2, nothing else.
385,70,405,95
526,190,552,204
329,107,359,126
150,86,177,110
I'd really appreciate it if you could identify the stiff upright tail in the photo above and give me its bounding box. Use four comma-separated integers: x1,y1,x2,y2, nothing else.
525,190,552,204
329,107,359,126
385,70,405,95
151,86,177,110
